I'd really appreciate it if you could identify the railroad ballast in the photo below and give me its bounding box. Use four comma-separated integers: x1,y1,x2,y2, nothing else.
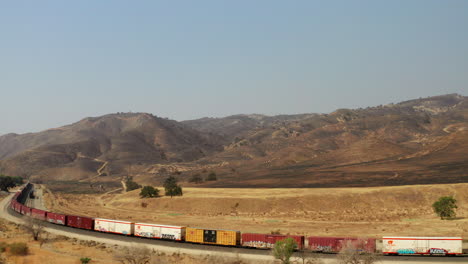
8,183,466,255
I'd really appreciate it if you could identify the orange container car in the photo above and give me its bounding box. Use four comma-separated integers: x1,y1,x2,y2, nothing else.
186,227,240,246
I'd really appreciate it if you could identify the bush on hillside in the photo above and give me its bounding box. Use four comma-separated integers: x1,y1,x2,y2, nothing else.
163,176,183,198
140,186,159,198
272,238,297,264
80,257,92,264
206,172,217,181
125,177,141,192
432,196,457,219
0,175,23,192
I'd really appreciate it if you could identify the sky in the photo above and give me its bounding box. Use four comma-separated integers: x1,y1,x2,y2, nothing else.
0,0,467,135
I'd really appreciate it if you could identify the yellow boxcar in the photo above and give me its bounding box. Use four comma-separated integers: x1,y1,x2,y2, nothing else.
185,227,240,246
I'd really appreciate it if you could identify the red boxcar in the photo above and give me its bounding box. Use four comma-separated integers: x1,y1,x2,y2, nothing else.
308,237,376,253
21,205,32,216
46,212,67,225
10,200,17,210
242,233,305,250
31,208,47,220
14,202,22,213
67,215,94,230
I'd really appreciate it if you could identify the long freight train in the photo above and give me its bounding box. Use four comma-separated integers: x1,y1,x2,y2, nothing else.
9,183,464,256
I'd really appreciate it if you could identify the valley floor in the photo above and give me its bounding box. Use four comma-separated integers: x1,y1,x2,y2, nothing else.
43,183,468,238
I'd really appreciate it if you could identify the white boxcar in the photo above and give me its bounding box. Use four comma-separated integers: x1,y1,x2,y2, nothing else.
94,218,134,236
382,237,462,255
135,222,186,241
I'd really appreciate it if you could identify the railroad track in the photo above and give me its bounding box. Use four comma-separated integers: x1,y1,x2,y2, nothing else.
2,188,467,263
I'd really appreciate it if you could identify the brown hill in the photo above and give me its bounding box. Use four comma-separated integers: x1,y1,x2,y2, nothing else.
0,113,222,181
180,94,468,187
1,94,467,188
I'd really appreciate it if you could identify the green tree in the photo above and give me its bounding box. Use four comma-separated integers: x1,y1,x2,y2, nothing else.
0,175,19,192
206,172,217,181
432,196,457,219
272,237,297,264
139,186,159,198
163,176,183,197
10,176,23,186
125,177,141,192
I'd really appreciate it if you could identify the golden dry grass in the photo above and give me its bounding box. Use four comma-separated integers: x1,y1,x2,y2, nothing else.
44,183,468,238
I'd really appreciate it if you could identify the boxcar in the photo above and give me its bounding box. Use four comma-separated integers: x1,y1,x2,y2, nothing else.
20,205,32,216
382,237,463,255
46,212,67,225
94,218,134,235
67,215,94,230
186,227,240,246
242,233,305,250
308,236,376,253
10,200,17,210
31,208,47,220
134,222,185,241
15,202,22,213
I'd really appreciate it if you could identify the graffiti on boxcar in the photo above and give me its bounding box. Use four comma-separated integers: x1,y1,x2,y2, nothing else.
313,245,333,252
396,248,416,254
136,231,154,237
161,234,176,240
243,241,275,249
429,248,447,254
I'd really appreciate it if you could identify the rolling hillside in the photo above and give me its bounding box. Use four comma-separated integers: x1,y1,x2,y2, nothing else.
1,94,467,187
183,94,468,187
0,113,222,181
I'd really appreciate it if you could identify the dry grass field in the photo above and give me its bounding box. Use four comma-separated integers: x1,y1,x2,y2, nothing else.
44,183,468,238
0,196,260,264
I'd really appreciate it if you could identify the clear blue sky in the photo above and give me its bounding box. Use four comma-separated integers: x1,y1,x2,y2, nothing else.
1,0,467,135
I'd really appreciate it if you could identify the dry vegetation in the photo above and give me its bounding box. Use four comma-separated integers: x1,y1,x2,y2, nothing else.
44,183,468,238
0,196,268,264
0,217,266,264
1,94,468,189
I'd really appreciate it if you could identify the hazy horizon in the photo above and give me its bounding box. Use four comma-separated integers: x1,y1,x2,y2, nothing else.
1,1,467,135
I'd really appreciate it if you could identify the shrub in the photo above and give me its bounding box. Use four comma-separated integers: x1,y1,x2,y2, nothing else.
24,217,44,241
206,172,217,181
337,240,379,264
139,186,159,198
80,257,91,264
9,242,28,256
163,176,183,197
125,177,141,192
272,237,297,264
0,175,19,192
432,196,457,219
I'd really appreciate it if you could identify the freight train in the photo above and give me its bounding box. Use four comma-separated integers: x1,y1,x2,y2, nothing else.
9,183,465,256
